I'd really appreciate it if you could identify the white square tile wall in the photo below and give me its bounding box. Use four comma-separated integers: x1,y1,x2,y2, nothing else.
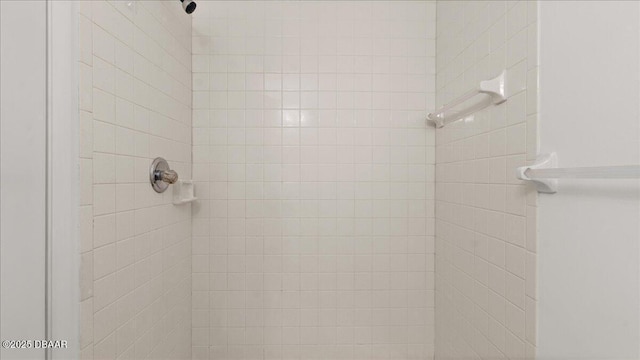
434,1,538,359
190,1,436,359
78,1,193,359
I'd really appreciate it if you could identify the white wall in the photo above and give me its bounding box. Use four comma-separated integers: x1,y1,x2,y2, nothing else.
0,2,47,358
190,1,436,359
538,1,640,358
434,1,538,359
77,1,193,358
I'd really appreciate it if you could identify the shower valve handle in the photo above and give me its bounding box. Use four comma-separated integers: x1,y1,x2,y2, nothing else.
150,157,178,193
157,169,178,184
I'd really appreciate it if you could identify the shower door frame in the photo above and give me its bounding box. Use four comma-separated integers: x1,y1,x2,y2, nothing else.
47,1,79,359
1,1,78,359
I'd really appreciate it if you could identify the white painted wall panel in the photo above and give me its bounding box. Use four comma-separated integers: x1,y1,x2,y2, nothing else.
0,1,48,359
538,1,640,358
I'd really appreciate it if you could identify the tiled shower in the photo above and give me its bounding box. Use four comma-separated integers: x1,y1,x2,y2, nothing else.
77,0,539,359
5,0,640,359
78,1,193,358
190,2,435,359
434,1,537,359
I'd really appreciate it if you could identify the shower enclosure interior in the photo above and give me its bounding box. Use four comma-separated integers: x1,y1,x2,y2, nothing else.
0,1,639,360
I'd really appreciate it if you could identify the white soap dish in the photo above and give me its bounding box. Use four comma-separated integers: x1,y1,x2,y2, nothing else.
172,180,197,205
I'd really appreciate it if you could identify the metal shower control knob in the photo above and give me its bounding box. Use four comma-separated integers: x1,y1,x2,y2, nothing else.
150,157,179,193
